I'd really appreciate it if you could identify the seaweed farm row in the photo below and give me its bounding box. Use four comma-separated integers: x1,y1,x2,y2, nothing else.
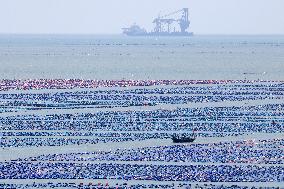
0,80,283,188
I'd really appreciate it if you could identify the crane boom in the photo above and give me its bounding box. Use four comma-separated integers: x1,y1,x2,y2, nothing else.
159,9,184,19
122,8,193,36
153,8,190,33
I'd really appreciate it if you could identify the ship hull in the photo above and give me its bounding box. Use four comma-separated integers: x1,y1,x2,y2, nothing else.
124,32,193,37
172,137,195,143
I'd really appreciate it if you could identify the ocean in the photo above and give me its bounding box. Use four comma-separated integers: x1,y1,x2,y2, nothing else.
0,34,284,80
0,34,284,188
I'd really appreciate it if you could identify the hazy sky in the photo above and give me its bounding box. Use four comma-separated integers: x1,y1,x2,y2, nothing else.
1,0,284,34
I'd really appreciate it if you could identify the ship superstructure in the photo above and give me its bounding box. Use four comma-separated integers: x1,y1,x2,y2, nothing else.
122,8,193,36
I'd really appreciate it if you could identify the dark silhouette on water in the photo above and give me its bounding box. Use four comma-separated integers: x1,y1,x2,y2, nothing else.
172,135,195,143
172,130,196,143
122,8,193,36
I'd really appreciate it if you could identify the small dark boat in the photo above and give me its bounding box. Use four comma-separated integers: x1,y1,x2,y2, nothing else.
172,136,195,143
172,129,197,143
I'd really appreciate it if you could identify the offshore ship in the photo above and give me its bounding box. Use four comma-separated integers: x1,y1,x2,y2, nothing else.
122,8,193,36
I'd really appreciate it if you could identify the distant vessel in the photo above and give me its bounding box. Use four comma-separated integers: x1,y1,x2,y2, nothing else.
122,8,193,36
172,131,196,143
172,136,195,143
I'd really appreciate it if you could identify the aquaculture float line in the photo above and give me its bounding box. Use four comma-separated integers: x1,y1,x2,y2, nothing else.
0,79,282,91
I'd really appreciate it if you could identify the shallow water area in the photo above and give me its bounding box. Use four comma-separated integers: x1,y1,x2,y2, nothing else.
1,34,284,80
0,34,283,188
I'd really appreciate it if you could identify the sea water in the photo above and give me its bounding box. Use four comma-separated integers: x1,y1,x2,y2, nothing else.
0,35,284,188
0,34,283,80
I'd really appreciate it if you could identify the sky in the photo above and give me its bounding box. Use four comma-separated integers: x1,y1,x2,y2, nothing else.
0,0,284,34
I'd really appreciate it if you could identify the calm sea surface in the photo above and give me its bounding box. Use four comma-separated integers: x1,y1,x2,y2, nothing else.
0,34,283,80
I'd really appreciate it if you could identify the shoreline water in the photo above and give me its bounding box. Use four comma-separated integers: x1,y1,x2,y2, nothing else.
0,35,283,188
1,35,284,80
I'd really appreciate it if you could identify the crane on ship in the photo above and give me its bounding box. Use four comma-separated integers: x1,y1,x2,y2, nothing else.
122,8,192,36
153,8,190,33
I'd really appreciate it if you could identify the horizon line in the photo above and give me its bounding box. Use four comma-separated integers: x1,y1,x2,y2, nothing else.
1,33,284,36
